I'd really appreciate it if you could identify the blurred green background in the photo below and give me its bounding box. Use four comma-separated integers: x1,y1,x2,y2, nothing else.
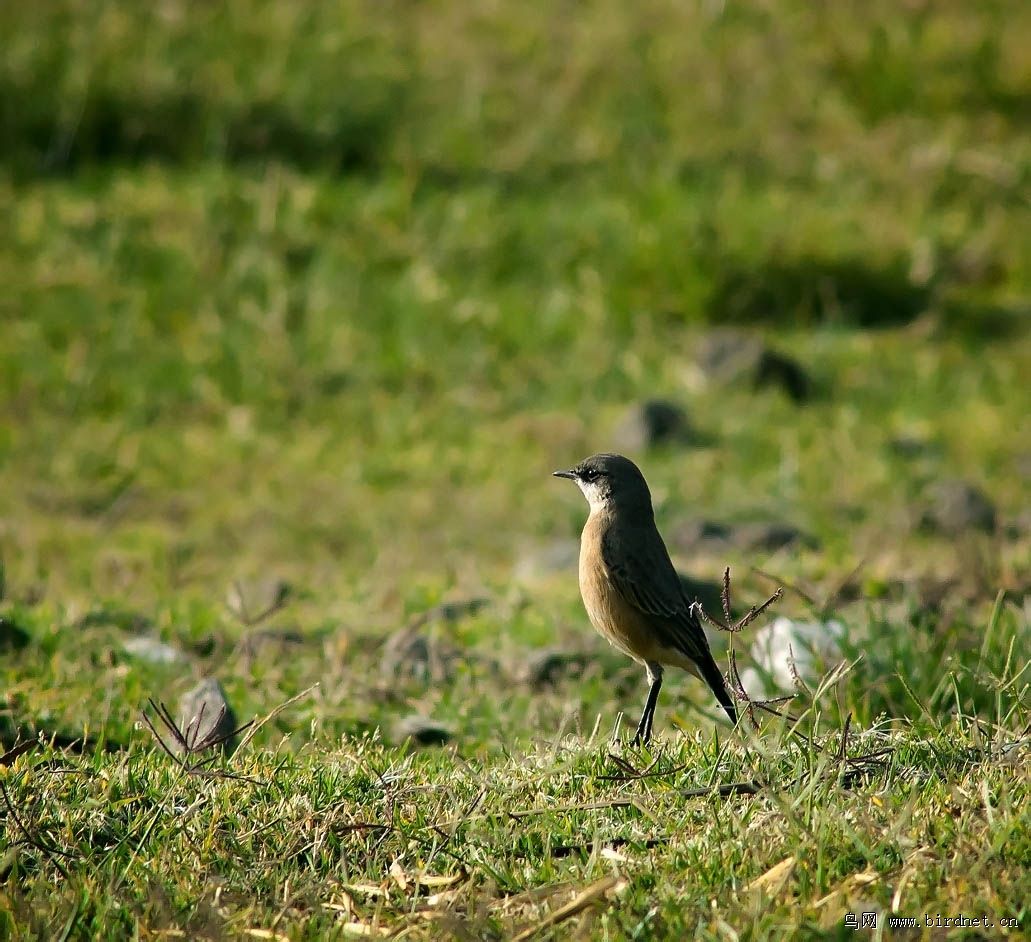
1,0,1028,741
1,2,1029,938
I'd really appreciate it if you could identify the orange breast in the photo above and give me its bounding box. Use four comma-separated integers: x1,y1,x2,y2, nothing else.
578,513,658,665
576,512,702,675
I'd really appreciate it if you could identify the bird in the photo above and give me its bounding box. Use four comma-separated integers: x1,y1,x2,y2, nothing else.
553,453,738,744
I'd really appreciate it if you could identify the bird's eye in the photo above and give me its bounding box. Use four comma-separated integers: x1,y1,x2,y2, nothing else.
582,467,598,481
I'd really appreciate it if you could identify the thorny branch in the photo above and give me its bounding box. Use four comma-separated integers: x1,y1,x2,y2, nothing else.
690,567,794,728
693,568,892,782
140,698,259,784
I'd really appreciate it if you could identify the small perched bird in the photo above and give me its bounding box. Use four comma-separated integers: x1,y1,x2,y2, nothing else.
554,453,737,743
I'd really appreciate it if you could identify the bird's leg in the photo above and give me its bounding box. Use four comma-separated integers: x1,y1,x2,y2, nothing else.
632,663,663,745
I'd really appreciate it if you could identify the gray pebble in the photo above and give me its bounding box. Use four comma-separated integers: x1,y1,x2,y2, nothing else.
178,678,238,754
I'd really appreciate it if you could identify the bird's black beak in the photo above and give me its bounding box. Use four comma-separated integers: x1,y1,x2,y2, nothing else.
552,469,577,480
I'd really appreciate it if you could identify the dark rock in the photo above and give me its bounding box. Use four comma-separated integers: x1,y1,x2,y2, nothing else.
752,349,812,402
178,678,239,754
921,480,997,534
613,399,693,452
670,519,733,548
521,648,587,687
734,521,817,552
394,715,453,747
0,616,30,652
694,329,812,402
671,518,816,553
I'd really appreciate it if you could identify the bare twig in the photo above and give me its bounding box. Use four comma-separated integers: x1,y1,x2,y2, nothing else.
697,568,782,634
604,752,642,778
836,713,852,764
681,779,764,798
787,644,815,697
727,649,798,729
236,683,319,755
226,579,292,627
599,753,689,782
511,875,626,941
690,567,797,729
141,698,258,783
0,740,37,767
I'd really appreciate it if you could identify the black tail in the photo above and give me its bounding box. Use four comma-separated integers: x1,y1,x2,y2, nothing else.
697,649,738,724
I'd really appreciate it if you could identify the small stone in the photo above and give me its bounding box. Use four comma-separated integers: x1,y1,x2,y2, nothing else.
737,617,848,699
670,518,816,553
921,480,997,534
123,636,185,664
733,521,817,552
394,715,453,747
0,616,30,652
612,399,693,452
178,678,238,754
670,519,733,550
693,330,812,402
521,648,587,687
225,578,292,624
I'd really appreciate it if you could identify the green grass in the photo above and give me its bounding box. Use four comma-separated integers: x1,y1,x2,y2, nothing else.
1,0,1030,938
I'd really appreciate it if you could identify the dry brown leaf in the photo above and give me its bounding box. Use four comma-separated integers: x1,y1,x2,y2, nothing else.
340,924,390,938
416,873,464,889
389,859,409,891
511,875,628,941
813,869,880,908
342,883,389,898
745,856,796,895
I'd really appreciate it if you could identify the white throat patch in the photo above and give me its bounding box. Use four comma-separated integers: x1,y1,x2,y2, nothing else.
577,479,608,513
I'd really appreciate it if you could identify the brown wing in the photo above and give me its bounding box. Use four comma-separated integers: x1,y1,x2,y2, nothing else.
601,523,738,722
600,524,709,660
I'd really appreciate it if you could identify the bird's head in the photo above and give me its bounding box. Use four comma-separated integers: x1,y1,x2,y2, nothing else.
553,453,653,514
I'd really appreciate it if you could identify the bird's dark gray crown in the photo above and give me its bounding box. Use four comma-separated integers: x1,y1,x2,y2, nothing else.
567,453,653,506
